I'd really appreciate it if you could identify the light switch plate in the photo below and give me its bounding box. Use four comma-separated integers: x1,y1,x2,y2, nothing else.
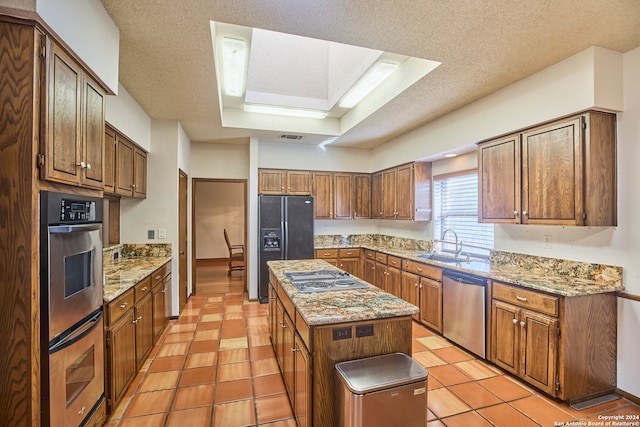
148,229,155,239
158,228,166,239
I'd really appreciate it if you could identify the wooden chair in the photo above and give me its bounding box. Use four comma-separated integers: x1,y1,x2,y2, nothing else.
224,229,244,275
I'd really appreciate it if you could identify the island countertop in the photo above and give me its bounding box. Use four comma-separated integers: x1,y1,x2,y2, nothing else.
267,259,419,326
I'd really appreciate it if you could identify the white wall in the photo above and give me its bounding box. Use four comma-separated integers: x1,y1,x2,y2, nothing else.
36,0,119,93
372,46,623,171
191,141,249,179
121,120,186,316
259,141,372,172
106,84,152,150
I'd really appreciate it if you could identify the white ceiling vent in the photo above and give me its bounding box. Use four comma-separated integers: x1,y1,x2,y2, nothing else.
280,134,303,140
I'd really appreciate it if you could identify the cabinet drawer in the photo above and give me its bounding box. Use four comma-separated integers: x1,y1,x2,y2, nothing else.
375,252,388,263
339,248,361,258
151,267,164,288
492,282,559,317
316,249,338,259
135,277,152,303
364,250,376,260
278,287,296,319
387,256,402,268
296,311,311,350
403,260,442,281
107,290,134,327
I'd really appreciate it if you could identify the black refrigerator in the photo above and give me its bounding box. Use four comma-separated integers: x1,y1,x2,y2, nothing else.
258,195,315,302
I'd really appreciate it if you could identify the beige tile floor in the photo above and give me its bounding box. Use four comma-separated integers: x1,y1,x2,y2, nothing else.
105,291,640,427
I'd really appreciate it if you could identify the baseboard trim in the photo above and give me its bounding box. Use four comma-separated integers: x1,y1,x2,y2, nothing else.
196,258,227,267
616,387,640,406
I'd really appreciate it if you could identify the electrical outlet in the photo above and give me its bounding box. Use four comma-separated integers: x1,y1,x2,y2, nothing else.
148,229,155,239
332,327,352,341
158,228,166,239
543,235,552,249
356,324,374,338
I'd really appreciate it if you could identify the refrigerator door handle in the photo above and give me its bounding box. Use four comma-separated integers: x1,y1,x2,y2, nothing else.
284,220,289,259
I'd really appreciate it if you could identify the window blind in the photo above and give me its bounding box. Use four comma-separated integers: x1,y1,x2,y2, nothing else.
434,170,494,257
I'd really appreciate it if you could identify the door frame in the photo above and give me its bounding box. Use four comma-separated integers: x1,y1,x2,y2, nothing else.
192,178,248,294
179,169,188,311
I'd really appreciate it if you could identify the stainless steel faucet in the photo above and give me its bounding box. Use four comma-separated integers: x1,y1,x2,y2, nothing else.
441,228,462,259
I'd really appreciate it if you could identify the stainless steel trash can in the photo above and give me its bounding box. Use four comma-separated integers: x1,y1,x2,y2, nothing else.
335,352,428,427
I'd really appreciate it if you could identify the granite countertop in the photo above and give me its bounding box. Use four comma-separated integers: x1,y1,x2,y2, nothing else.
316,244,623,297
103,256,172,302
268,259,419,326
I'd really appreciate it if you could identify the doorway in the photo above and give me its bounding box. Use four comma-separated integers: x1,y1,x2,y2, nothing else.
192,179,247,295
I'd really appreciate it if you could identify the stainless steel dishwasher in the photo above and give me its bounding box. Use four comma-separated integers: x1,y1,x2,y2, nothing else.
442,269,488,358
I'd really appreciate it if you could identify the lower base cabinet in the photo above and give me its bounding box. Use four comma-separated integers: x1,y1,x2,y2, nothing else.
105,310,136,412
269,271,412,427
105,261,171,414
491,281,617,402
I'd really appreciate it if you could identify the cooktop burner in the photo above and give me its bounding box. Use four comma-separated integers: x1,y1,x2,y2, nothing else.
284,270,370,293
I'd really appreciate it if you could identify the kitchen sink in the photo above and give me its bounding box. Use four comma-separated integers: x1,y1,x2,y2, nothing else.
416,252,463,263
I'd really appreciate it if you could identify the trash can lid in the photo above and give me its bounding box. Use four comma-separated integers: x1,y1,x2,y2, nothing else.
335,353,428,394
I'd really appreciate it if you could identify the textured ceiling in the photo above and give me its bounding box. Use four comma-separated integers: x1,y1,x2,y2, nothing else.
100,0,640,149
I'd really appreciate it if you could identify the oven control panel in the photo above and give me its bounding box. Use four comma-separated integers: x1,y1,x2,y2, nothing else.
60,199,97,222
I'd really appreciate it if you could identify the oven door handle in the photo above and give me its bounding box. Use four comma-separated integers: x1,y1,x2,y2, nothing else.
49,310,103,354
48,223,102,234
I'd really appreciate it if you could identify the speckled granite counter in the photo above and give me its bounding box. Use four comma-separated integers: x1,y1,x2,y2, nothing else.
103,256,171,302
315,239,623,297
268,259,418,325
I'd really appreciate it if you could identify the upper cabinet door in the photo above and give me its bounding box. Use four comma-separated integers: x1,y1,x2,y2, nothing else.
353,174,371,219
115,135,134,196
259,169,286,194
104,126,116,193
521,117,582,225
312,172,333,219
333,173,353,219
478,134,521,223
395,163,414,220
370,172,383,219
382,168,397,219
45,43,82,185
133,147,147,198
81,76,105,189
287,170,312,195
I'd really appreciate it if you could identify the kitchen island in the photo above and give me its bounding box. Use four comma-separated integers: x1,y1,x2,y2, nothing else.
267,259,419,427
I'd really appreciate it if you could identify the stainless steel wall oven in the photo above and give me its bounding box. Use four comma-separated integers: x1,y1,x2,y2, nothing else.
40,191,104,426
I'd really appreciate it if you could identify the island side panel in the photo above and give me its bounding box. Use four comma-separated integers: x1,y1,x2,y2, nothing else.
312,316,413,427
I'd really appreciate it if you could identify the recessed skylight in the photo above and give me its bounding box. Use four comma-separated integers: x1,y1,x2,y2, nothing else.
210,21,441,143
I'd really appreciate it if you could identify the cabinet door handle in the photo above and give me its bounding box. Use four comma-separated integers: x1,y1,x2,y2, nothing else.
522,211,528,216
515,296,527,302
291,347,299,352
417,268,423,272
132,318,138,324
119,302,128,309
86,163,91,170
155,275,161,280
162,287,166,293
512,318,518,324
76,161,86,169
280,321,286,328
141,287,148,291
520,321,525,327
514,210,519,217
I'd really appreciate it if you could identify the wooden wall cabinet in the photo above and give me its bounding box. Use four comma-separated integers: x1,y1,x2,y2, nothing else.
312,172,371,220
478,111,617,226
370,172,383,219
104,126,117,193
258,169,312,195
42,40,106,190
380,162,432,221
114,132,147,198
490,281,617,402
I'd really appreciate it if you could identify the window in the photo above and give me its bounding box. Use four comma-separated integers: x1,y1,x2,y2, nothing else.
433,169,494,258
